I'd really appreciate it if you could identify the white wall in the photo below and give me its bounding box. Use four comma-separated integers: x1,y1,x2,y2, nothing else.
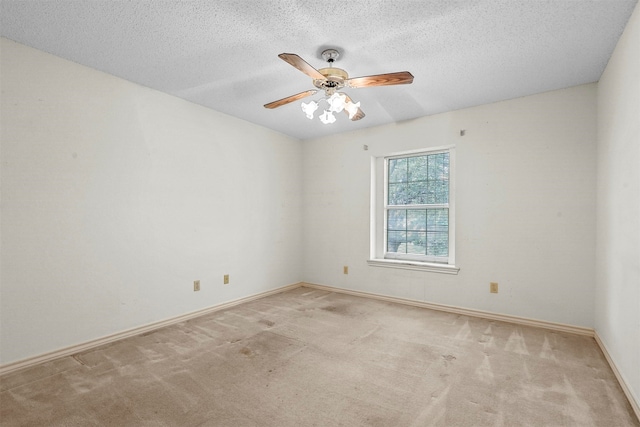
596,2,640,408
0,38,302,364
302,84,597,327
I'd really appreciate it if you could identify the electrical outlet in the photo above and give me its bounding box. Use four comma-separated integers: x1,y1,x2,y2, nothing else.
224,274,229,284
490,282,498,293
194,280,200,292
343,266,349,275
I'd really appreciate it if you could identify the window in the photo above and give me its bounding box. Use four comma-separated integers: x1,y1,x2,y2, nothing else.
369,147,458,274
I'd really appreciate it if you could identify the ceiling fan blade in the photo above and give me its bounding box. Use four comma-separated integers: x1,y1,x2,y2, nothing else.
278,53,326,80
344,95,365,121
264,90,318,109
346,71,414,88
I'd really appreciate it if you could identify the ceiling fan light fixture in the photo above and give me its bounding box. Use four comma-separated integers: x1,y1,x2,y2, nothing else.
301,92,358,124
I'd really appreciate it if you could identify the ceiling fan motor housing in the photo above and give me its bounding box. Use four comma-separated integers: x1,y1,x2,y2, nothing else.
314,67,348,92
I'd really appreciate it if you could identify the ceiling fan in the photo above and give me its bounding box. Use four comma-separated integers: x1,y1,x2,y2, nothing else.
264,49,414,124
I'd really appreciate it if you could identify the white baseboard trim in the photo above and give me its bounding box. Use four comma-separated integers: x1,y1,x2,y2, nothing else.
594,332,640,422
0,282,303,377
301,282,595,337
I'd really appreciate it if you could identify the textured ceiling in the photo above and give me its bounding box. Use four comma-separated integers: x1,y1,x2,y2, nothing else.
1,1,637,140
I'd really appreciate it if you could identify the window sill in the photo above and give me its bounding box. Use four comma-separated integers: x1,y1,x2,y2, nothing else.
367,259,460,275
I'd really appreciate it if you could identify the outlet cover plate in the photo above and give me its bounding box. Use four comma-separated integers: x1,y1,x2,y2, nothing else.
490,282,498,293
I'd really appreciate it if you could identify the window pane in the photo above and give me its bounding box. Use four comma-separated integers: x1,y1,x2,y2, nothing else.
431,180,449,204
427,209,448,231
443,153,450,176
388,183,407,205
407,231,426,254
388,158,407,183
428,153,447,180
387,231,406,253
387,209,406,230
407,210,426,230
408,156,428,182
427,232,448,256
407,181,428,204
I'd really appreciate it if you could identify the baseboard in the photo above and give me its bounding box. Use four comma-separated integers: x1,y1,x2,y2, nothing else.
301,282,595,336
594,332,640,421
0,282,303,377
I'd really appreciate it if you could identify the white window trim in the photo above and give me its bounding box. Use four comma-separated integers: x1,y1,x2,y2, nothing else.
369,146,459,274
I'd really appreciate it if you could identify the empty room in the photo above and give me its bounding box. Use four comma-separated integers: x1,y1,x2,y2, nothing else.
1,1,639,426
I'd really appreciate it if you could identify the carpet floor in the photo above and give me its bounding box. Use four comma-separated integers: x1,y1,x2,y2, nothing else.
1,286,638,426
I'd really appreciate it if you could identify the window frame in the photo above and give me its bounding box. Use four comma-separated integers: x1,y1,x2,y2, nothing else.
368,146,459,274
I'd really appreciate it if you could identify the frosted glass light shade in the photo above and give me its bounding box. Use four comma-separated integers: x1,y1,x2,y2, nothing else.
327,92,347,113
301,101,318,119
344,100,360,119
301,93,360,124
319,110,336,124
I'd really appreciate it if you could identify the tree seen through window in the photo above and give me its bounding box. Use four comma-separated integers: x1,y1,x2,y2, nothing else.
386,152,449,258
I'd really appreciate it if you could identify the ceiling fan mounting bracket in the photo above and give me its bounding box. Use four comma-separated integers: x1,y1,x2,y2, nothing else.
321,48,340,63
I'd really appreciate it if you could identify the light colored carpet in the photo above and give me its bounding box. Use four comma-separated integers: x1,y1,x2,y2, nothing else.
1,287,638,426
